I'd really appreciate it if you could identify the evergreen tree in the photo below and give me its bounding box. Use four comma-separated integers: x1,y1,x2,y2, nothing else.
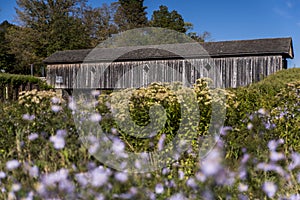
150,5,187,33
114,0,148,31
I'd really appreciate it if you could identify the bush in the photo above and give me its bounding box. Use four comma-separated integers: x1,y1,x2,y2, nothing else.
0,73,51,90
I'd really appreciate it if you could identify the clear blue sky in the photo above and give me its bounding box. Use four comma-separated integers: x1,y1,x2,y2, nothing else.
0,0,299,67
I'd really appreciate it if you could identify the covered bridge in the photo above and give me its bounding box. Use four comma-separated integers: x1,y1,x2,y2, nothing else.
44,37,294,89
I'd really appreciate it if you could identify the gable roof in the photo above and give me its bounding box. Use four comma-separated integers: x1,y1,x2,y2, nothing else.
44,37,294,64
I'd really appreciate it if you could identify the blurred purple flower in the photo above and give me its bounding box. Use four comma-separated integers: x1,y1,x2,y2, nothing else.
51,97,60,104
95,194,105,200
201,149,222,176
247,123,253,130
264,121,276,130
178,170,185,180
28,133,39,141
91,90,101,97
155,183,164,194
11,183,21,192
89,143,100,155
75,173,89,187
289,194,300,200
169,193,188,200
270,151,285,162
50,135,65,149
115,172,128,183
58,179,75,193
56,129,67,137
0,171,6,179
239,168,247,180
238,194,248,200
186,178,197,189
162,167,170,175
90,113,102,122
258,108,266,115
6,160,20,171
112,138,125,155
51,105,62,113
91,167,109,187
29,165,39,178
262,181,277,198
24,191,34,200
238,183,248,192
22,114,35,121
268,140,278,151
257,162,286,176
288,152,300,170
220,126,232,136
68,100,76,111
42,168,69,187
241,153,250,164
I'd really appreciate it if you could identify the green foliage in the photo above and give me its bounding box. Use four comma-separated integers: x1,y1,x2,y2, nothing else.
150,5,186,33
0,21,17,73
6,0,92,74
114,0,148,31
223,68,300,160
0,68,300,199
0,73,51,90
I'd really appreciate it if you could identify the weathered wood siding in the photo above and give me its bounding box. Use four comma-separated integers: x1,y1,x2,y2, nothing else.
46,55,282,89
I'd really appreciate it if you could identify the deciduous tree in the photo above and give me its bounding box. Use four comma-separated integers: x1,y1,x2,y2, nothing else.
0,21,17,73
7,0,92,74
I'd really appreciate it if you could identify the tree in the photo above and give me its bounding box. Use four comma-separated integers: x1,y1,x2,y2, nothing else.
114,0,148,31
187,31,211,42
0,21,17,73
7,0,92,74
83,3,118,46
150,5,187,33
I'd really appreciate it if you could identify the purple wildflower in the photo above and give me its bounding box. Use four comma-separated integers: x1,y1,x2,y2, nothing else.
258,108,266,115
201,149,222,176
115,172,128,183
155,183,164,194
0,171,6,179
51,97,61,104
262,181,277,198
288,152,300,170
238,183,248,192
28,133,39,141
50,135,65,149
169,193,188,200
90,113,102,122
91,167,109,187
22,114,35,121
51,105,62,113
6,160,20,171
220,126,232,136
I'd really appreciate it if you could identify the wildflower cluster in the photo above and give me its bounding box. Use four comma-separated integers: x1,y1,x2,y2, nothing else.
0,75,299,199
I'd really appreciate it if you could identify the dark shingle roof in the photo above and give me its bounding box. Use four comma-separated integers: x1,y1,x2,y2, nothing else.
44,37,294,64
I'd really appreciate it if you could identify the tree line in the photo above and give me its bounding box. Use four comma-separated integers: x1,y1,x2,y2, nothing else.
0,0,210,75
